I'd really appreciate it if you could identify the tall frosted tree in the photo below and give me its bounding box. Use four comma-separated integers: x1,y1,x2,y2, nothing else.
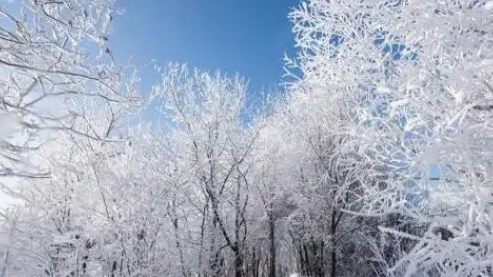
0,0,136,179
151,64,258,277
288,0,493,276
0,0,137,276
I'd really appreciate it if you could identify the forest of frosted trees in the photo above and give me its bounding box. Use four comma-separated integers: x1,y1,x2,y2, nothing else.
1,0,493,276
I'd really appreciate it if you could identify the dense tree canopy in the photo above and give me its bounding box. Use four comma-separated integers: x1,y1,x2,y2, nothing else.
1,0,493,276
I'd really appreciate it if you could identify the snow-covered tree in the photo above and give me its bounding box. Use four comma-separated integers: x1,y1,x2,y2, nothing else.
0,0,136,180
288,0,493,276
0,0,138,275
151,64,258,277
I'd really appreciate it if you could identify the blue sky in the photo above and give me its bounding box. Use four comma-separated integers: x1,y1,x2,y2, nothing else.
109,0,301,99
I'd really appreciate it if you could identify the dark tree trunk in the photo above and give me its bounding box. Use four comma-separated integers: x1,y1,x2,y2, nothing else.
234,247,243,277
303,244,312,277
320,240,325,277
330,246,336,277
268,203,276,277
330,209,338,277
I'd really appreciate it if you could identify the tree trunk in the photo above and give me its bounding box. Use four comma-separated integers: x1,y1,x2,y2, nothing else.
268,203,276,277
172,216,188,277
234,247,243,277
330,209,337,277
330,246,336,277
234,177,244,277
319,239,324,277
